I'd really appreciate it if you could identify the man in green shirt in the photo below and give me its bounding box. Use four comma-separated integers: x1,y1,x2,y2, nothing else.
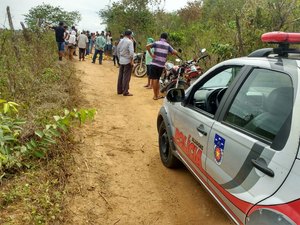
92,31,106,64
144,37,154,88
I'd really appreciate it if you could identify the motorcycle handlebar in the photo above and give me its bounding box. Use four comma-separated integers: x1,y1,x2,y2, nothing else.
175,49,210,66
197,54,210,62
177,55,183,61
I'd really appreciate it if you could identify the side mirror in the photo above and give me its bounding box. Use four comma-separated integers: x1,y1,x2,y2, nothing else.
166,88,185,103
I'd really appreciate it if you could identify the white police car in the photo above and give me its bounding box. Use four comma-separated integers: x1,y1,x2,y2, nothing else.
157,32,300,225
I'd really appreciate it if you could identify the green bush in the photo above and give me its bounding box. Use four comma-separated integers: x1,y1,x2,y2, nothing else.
0,99,96,176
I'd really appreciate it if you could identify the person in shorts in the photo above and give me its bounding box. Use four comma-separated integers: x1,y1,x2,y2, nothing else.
51,21,65,61
146,33,179,100
144,37,154,89
67,30,77,60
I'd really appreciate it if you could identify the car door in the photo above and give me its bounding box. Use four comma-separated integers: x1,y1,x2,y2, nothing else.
172,65,243,184
205,67,295,224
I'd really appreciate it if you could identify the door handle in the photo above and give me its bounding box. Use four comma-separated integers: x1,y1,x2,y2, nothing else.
197,124,207,136
251,158,274,177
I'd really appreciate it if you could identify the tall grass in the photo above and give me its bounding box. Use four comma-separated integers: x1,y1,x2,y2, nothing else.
0,29,87,224
0,29,80,127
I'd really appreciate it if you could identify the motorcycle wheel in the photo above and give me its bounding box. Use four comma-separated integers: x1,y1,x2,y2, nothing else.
134,63,147,77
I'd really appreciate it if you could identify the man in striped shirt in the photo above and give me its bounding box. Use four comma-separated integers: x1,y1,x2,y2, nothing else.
146,33,179,100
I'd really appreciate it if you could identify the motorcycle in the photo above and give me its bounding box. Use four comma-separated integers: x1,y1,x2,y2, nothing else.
160,48,209,93
132,51,147,77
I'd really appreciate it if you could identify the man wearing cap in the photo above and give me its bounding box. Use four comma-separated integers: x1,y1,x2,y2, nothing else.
146,32,179,100
117,30,135,96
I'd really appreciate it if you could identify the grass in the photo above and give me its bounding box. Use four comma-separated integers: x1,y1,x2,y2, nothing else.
0,139,72,224
0,29,84,224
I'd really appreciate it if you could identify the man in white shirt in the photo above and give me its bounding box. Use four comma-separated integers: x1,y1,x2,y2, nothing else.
77,31,89,61
117,30,134,96
68,30,77,60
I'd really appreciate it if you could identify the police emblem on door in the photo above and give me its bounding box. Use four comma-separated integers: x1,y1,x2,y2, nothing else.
214,134,225,165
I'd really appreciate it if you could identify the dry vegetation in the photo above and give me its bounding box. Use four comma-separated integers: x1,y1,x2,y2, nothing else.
0,29,86,224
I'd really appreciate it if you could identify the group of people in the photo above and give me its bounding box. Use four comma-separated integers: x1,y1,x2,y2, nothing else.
52,22,113,62
117,31,179,100
52,22,179,101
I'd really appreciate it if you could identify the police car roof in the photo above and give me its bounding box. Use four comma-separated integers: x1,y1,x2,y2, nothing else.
249,32,300,59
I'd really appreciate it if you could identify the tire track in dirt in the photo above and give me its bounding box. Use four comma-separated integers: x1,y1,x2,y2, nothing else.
63,59,232,225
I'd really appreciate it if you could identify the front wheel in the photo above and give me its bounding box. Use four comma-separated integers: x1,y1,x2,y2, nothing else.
134,63,147,77
159,121,181,168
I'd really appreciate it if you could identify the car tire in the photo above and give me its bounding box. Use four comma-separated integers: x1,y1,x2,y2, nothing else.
158,121,181,168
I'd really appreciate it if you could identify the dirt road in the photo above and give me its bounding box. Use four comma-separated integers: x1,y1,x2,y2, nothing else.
63,58,232,225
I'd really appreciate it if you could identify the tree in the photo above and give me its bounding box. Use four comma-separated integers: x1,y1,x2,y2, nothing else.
24,4,81,29
99,0,156,43
178,1,203,24
199,0,300,57
98,0,300,62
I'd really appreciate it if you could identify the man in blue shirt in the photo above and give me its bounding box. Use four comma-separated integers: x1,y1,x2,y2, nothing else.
92,31,106,64
117,30,134,96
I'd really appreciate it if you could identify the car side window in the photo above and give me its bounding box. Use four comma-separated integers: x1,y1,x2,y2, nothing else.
190,67,242,115
224,68,293,142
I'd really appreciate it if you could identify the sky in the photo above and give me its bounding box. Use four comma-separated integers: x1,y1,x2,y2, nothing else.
0,0,191,32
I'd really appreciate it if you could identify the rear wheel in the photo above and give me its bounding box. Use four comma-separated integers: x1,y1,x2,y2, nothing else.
134,63,147,77
159,121,181,168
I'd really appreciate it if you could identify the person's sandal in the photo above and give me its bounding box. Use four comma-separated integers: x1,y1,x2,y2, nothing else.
153,96,164,100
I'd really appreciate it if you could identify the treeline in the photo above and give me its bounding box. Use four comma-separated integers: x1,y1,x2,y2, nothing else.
100,0,300,62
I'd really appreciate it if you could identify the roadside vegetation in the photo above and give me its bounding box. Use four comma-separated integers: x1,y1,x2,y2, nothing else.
100,0,300,63
0,27,94,224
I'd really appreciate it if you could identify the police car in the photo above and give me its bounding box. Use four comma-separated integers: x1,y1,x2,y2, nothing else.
157,32,300,225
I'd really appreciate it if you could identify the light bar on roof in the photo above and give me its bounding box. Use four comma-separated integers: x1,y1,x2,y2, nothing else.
261,32,300,44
